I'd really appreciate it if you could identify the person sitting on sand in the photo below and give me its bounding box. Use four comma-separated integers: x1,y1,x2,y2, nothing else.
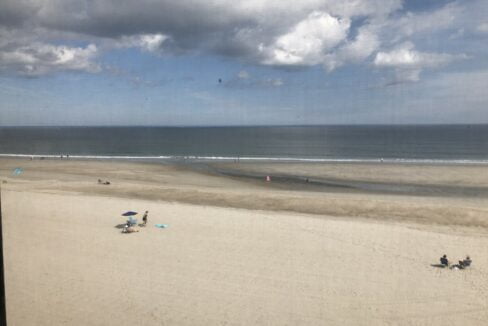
460,255,472,268
450,256,472,270
123,222,139,233
124,226,139,233
450,262,464,270
142,211,148,226
450,255,472,270
440,254,449,267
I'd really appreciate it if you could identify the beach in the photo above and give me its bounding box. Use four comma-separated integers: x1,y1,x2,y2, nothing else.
1,158,488,325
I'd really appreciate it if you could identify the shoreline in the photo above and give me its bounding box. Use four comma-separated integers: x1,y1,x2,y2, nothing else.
2,153,488,166
2,158,488,229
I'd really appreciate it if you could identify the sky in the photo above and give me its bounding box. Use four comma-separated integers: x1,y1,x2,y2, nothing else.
0,0,487,126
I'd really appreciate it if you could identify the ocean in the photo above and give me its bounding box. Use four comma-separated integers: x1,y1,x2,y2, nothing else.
1,125,488,163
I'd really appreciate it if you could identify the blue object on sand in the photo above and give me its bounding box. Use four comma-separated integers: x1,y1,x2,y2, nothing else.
122,211,138,216
13,168,23,176
155,224,168,228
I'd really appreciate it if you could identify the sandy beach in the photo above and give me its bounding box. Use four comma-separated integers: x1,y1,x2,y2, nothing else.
1,158,488,325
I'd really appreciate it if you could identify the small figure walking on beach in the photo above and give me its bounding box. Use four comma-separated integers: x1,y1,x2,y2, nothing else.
142,211,148,226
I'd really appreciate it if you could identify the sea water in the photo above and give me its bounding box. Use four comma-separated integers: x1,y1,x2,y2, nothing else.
1,125,488,163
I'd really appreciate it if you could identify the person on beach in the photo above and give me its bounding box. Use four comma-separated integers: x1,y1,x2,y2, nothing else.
440,254,449,267
460,255,471,268
142,211,148,225
124,226,139,233
450,255,472,270
123,221,139,233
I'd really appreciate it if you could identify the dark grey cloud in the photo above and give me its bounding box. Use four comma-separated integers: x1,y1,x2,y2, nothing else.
0,0,40,27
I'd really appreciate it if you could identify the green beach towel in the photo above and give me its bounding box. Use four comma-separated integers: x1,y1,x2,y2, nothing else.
155,224,168,228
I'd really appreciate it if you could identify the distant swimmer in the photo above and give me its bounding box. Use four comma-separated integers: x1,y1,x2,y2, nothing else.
218,78,222,83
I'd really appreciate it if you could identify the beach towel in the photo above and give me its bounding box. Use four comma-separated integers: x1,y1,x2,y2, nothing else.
13,168,23,176
155,224,169,228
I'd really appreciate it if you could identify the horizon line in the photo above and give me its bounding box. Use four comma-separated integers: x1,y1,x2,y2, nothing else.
1,123,488,128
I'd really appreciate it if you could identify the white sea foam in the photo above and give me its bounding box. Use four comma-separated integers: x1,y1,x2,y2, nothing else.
1,153,488,165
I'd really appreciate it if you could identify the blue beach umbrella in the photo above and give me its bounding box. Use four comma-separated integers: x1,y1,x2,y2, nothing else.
122,211,138,225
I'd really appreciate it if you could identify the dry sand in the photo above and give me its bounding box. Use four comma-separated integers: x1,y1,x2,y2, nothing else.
1,158,488,325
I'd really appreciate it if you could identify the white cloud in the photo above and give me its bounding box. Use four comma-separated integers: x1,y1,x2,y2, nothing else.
374,42,457,68
477,22,488,34
374,42,466,84
268,78,283,87
237,70,250,79
261,11,350,66
0,42,100,76
139,34,168,52
225,71,283,88
118,33,169,52
324,25,379,71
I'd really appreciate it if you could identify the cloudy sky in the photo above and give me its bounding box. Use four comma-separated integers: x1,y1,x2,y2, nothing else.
0,0,487,126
